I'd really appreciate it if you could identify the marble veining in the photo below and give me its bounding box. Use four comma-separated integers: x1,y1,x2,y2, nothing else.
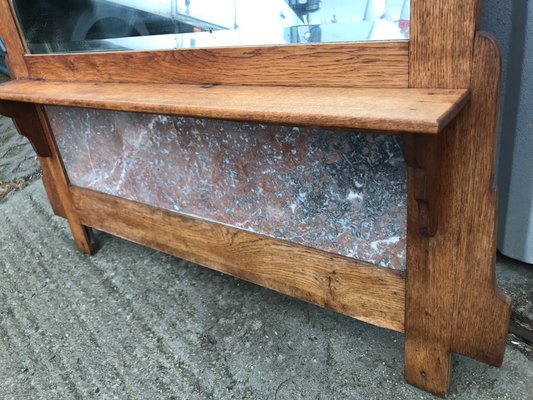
47,106,407,269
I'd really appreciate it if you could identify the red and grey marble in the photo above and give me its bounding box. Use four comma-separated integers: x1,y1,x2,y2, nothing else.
46,106,407,270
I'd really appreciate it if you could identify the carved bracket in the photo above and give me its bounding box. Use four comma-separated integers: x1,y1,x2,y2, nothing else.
0,100,52,157
403,134,440,237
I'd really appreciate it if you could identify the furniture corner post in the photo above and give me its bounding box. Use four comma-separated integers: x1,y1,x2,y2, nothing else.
404,31,511,396
403,128,452,396
402,134,440,237
34,105,99,255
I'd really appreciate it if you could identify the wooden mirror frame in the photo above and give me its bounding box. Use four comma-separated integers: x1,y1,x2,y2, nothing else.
0,0,511,396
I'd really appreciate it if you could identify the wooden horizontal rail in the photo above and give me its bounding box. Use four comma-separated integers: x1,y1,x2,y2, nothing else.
0,80,470,134
24,41,409,88
70,186,406,332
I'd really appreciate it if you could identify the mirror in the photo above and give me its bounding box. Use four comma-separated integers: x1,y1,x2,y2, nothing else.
0,37,8,75
13,0,410,54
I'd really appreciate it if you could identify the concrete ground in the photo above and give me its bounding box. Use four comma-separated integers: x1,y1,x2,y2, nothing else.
0,76,532,399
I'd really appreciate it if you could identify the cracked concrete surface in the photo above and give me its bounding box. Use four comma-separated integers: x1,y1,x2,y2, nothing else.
497,256,533,325
0,116,40,183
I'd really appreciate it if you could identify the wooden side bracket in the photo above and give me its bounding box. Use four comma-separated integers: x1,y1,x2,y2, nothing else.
0,101,52,157
448,32,511,367
404,32,512,397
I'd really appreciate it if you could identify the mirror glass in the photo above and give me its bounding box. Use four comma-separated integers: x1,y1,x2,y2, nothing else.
13,0,410,54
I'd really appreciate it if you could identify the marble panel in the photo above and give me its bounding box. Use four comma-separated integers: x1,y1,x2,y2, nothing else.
47,106,407,269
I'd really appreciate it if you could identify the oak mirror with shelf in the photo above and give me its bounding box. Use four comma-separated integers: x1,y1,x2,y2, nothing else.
0,0,512,397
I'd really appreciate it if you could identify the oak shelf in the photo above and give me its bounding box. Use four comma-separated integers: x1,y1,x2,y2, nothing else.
0,80,469,135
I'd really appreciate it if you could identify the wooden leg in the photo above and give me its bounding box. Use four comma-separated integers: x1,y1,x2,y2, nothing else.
403,159,453,396
404,32,511,396
36,108,98,255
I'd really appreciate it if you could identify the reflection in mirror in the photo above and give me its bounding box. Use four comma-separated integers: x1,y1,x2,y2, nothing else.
0,37,8,75
13,0,410,54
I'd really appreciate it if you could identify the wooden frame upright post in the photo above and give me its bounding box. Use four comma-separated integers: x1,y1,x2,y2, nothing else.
405,0,511,395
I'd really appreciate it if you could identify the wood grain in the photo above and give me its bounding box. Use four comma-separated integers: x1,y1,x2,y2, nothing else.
0,2,511,397
36,107,98,255
402,134,441,237
70,185,406,333
404,32,511,397
404,0,485,395
40,157,67,218
410,0,481,88
449,32,510,368
24,41,409,88
0,80,470,134
0,0,28,78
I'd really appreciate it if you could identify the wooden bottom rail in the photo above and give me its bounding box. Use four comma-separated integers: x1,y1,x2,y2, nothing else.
70,185,406,333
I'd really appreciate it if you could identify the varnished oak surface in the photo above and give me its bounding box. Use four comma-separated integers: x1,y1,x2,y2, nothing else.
0,80,469,134
404,32,511,396
36,107,98,254
70,186,406,333
24,42,409,88
410,0,481,89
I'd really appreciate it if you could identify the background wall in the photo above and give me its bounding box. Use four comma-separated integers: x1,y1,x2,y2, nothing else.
481,0,533,264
